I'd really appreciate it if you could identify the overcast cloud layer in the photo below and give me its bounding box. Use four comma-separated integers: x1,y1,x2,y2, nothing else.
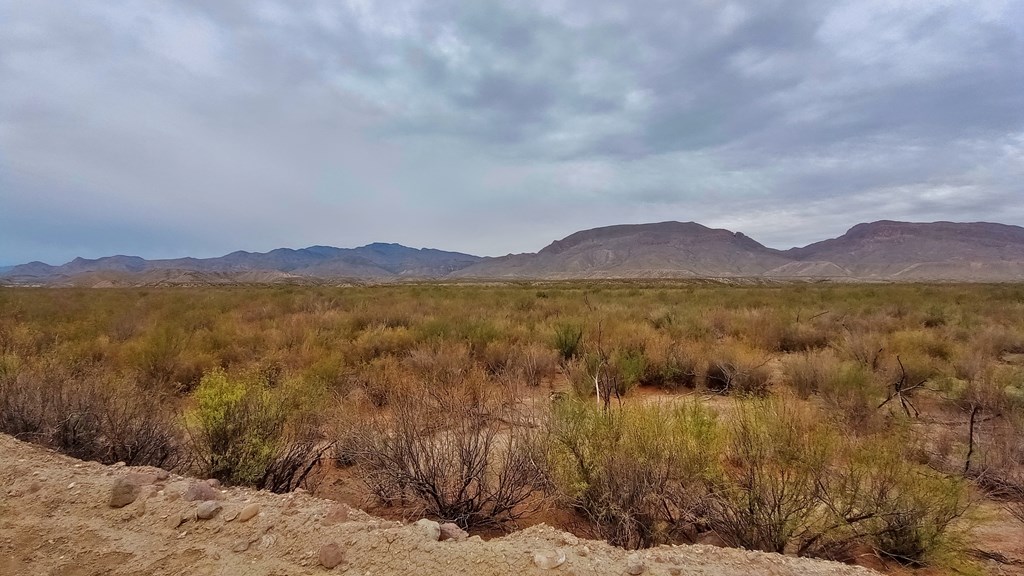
2,0,1023,264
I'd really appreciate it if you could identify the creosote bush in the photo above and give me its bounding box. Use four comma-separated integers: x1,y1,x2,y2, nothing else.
544,399,720,548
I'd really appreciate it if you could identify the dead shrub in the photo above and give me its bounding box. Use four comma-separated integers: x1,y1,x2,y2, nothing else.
353,373,544,529
0,362,182,469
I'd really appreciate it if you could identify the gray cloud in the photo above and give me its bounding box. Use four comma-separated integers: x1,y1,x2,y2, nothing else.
1,0,1022,264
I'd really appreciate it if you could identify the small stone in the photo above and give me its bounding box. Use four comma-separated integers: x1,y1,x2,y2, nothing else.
668,569,682,576
438,522,469,542
109,477,141,508
164,515,183,529
196,500,222,520
626,554,645,575
231,541,250,553
183,482,221,502
26,481,41,494
318,542,345,569
533,549,567,570
578,546,591,558
415,519,441,541
237,503,260,522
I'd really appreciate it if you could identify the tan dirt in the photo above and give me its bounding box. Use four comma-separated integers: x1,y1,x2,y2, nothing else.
0,433,885,576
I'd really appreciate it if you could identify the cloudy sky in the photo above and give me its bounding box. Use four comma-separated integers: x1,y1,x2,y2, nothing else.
1,1,1022,265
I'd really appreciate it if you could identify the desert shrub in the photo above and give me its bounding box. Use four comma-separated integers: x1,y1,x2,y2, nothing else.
705,346,772,395
515,343,559,387
0,357,51,440
611,347,648,394
544,399,720,548
642,341,701,390
801,435,973,564
405,343,471,386
186,368,327,492
357,356,406,407
833,329,885,370
353,375,544,529
0,361,182,468
707,399,833,553
826,437,972,565
782,350,839,398
818,362,879,433
553,323,584,362
94,380,182,468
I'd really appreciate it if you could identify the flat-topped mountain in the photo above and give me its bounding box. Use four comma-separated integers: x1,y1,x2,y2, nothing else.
454,221,791,279
774,220,1024,280
4,220,1024,285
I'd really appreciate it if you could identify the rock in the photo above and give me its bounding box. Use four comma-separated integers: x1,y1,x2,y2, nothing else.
322,505,349,526
414,519,441,541
183,482,221,502
196,500,222,520
231,541,250,553
318,542,345,569
533,549,567,570
109,477,141,508
125,472,159,486
205,478,221,489
438,522,469,542
237,503,260,522
26,481,41,494
626,554,645,575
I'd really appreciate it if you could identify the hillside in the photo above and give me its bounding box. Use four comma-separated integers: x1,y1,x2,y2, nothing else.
0,432,880,576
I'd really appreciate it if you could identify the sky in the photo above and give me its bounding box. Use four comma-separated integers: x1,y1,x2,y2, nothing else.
1,1,1023,265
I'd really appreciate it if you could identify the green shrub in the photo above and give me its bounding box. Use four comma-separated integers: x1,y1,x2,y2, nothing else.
553,324,584,362
186,368,326,492
708,399,833,553
545,399,720,548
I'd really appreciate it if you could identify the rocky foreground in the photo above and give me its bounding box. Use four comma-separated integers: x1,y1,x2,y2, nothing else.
0,433,879,576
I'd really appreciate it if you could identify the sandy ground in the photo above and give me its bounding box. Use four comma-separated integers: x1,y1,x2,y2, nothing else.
0,433,888,576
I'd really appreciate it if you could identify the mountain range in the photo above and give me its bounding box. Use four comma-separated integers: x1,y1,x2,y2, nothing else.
4,220,1024,286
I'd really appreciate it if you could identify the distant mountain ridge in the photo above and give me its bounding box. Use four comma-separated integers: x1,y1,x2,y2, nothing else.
4,220,1024,285
1,243,482,285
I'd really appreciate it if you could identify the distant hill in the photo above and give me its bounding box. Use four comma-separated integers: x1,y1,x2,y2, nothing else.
4,220,1024,285
452,221,791,279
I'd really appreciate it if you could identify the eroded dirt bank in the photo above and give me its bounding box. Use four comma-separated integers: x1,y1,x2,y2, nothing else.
0,433,880,576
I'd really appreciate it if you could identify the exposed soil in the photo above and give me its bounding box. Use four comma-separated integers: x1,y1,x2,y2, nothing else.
1,432,884,576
